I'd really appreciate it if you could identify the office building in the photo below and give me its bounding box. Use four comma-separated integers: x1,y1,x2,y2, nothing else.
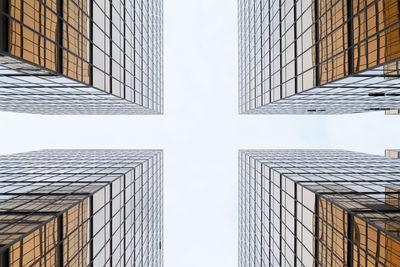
239,149,400,266
0,0,163,114
238,0,400,114
0,149,163,266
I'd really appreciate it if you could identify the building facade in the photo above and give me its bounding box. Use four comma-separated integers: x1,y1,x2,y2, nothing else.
0,0,163,114
239,0,400,114
0,149,163,267
239,149,400,266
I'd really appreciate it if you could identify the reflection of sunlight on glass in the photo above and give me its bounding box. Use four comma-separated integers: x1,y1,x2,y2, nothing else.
239,150,400,266
0,0,163,114
238,0,400,114
0,150,163,267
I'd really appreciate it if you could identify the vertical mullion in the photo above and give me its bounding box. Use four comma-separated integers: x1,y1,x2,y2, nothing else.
133,168,136,265
238,151,242,265
57,0,63,74
294,0,298,94
89,195,94,267
314,195,320,267
294,183,297,267
0,0,9,53
110,0,113,94
89,0,93,86
141,164,144,267
279,174,283,266
268,0,272,105
109,184,113,266
43,0,47,69
141,0,144,106
123,0,126,99
260,162,264,266
20,0,23,59
347,0,354,74
253,156,257,266
268,167,272,267
347,213,354,267
314,0,320,86
279,0,283,100
260,0,264,106
123,174,126,266
253,0,257,110
133,0,136,103
57,214,64,267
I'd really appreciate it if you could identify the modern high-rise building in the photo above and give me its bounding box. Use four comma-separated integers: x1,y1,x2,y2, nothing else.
0,0,163,114
0,149,163,266
238,0,400,114
239,149,400,266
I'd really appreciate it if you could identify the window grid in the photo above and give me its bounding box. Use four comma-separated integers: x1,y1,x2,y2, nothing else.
239,0,400,114
0,0,163,114
239,149,400,267
0,149,163,267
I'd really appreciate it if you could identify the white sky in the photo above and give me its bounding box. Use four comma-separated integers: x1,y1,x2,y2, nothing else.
1,0,400,266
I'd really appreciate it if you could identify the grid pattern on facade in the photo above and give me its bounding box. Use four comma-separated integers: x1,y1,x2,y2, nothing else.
239,149,400,266
0,149,164,267
238,0,400,114
0,0,163,114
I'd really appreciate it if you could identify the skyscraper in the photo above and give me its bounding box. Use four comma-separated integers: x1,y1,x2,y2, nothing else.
238,0,400,114
0,149,163,266
239,149,400,266
0,0,163,114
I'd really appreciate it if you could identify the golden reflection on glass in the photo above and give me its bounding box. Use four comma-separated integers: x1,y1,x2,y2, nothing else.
63,0,89,84
9,0,89,82
63,200,88,266
313,0,400,86
10,218,57,267
318,198,348,266
316,0,348,86
8,200,88,266
9,0,58,71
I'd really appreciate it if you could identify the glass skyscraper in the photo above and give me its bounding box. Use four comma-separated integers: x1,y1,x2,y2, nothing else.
0,0,163,114
239,0,400,114
239,149,400,266
0,149,163,266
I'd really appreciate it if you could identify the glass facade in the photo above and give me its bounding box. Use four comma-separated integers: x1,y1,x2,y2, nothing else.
239,0,400,114
239,149,400,266
0,0,163,114
0,149,163,266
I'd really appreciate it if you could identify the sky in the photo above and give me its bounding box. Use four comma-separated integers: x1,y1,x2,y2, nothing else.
1,0,400,266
